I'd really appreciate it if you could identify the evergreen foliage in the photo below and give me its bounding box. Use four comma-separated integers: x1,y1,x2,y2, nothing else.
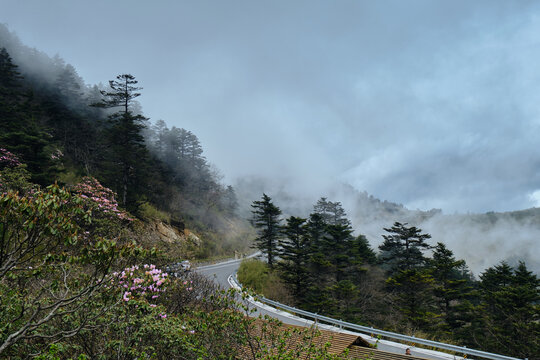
92,74,150,210
0,41,249,258
429,242,474,334
279,216,311,303
250,194,282,268
379,223,435,330
313,197,351,227
350,234,377,265
470,261,540,358
0,47,55,184
379,222,432,274
0,172,345,359
1,29,539,359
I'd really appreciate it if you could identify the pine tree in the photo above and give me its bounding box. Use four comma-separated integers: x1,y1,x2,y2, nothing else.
386,268,436,330
278,216,311,303
313,197,351,227
303,212,332,312
472,261,540,358
305,212,327,259
324,224,354,283
379,222,435,330
54,64,84,109
0,48,54,184
250,194,282,268
351,234,377,265
220,185,238,216
149,119,168,156
93,74,149,209
429,242,474,334
42,64,99,174
379,222,432,275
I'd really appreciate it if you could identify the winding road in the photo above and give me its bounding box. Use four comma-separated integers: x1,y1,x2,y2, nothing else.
195,256,465,360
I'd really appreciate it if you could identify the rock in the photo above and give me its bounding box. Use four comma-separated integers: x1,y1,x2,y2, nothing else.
155,221,184,243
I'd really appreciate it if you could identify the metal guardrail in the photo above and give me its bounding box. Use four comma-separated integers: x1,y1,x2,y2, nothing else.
257,297,522,360
231,274,522,360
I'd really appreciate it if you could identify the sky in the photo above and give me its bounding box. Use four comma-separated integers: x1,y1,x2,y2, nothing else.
2,0,540,213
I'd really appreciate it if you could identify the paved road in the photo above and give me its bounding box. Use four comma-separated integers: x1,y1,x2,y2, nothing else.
197,257,314,327
196,258,460,360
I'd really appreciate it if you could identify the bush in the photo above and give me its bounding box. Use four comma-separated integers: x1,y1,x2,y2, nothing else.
237,259,269,294
138,201,171,223
0,184,136,356
237,259,293,303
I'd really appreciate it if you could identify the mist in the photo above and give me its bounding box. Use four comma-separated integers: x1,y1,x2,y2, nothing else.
2,1,540,213
2,1,540,272
235,179,540,275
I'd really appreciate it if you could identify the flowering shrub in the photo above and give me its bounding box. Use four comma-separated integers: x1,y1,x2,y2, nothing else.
0,148,30,194
71,177,133,221
110,264,174,318
0,184,136,356
0,148,21,169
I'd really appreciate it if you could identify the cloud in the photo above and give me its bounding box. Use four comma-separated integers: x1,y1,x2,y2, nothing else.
2,0,540,214
3,0,540,273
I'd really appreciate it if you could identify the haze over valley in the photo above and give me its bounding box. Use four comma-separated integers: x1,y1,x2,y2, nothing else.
2,1,540,274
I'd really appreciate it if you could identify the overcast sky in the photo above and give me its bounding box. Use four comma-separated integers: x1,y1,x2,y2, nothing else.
2,0,540,213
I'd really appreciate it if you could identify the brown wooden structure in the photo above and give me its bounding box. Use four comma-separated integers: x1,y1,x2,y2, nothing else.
240,318,432,360
347,345,431,360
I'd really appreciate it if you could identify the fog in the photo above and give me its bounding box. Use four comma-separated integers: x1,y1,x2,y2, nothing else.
2,1,540,272
236,180,540,275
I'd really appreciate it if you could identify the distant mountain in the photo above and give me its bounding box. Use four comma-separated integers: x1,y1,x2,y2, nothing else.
236,178,539,275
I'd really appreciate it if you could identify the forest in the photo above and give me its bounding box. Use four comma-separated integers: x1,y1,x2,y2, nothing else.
241,195,539,359
0,22,253,259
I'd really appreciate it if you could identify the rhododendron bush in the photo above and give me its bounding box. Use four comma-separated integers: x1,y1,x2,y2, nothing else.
0,148,32,193
0,148,21,168
0,184,136,356
72,176,133,222
112,264,170,312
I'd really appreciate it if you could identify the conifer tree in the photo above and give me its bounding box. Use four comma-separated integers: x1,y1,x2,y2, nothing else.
379,222,431,275
472,261,540,358
221,185,239,216
379,222,435,330
0,48,54,184
429,242,474,333
305,212,327,259
303,212,332,312
278,216,311,303
149,119,168,156
351,234,377,265
324,224,354,282
93,74,149,209
0,47,23,91
313,197,351,227
250,194,282,268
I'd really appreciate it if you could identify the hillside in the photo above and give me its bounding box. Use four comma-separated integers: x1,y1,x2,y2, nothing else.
1,26,349,359
0,23,253,261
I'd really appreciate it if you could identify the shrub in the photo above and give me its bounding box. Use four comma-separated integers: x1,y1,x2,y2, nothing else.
237,259,269,294
138,201,171,223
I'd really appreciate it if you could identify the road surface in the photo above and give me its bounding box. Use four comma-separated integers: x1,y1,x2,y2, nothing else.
197,257,313,327
196,257,462,360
